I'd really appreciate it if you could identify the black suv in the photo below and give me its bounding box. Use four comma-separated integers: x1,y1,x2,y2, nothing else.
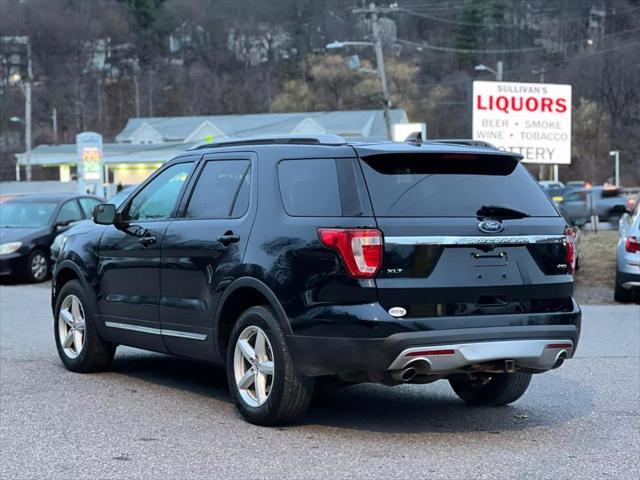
52,135,581,425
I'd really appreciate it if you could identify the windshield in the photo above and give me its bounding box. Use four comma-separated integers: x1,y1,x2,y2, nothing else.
0,201,57,228
359,153,558,218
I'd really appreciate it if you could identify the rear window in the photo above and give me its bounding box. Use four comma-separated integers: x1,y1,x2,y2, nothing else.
359,153,558,217
278,159,341,216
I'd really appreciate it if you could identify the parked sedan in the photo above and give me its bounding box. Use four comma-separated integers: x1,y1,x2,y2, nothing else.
0,193,101,282
50,185,137,268
615,196,640,302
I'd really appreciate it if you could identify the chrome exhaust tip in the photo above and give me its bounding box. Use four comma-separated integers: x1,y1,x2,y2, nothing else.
552,351,567,369
400,367,417,382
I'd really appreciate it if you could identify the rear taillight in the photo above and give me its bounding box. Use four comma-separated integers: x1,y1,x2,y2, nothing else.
317,228,382,278
626,236,640,253
564,227,576,274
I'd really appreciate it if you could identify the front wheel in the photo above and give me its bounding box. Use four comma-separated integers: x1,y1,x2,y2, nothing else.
26,249,49,283
227,306,314,426
54,280,116,372
449,372,532,406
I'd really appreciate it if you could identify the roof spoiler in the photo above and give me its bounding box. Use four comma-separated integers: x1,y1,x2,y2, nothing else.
404,133,496,150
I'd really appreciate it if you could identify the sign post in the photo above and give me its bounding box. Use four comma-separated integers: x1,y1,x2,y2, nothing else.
472,81,572,173
76,132,104,197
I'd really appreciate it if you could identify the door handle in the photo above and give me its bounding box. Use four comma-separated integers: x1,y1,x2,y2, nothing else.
139,236,156,247
217,231,240,246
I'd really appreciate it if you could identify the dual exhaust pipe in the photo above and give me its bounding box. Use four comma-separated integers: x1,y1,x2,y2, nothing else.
391,350,568,383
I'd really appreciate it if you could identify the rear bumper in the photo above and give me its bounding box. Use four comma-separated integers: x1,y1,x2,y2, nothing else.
617,270,640,290
288,323,580,377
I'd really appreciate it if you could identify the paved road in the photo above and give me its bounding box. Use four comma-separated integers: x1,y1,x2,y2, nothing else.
1,282,638,479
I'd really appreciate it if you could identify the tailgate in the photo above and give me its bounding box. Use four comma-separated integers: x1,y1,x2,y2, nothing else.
356,150,574,317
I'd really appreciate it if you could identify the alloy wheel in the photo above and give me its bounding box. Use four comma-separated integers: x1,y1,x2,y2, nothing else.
233,325,275,407
31,253,48,281
57,295,86,359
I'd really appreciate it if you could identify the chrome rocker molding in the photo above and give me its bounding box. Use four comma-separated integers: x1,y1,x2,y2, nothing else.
385,235,566,246
105,321,207,341
387,339,574,373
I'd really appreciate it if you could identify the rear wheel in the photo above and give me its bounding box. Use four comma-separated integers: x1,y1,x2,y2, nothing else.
449,373,532,406
227,306,314,426
614,275,632,303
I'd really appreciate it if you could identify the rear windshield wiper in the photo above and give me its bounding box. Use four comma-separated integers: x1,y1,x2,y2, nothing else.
476,205,530,219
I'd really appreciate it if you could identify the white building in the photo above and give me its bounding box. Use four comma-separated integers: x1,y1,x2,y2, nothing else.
15,109,409,192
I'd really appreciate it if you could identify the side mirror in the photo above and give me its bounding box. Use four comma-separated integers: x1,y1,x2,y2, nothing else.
93,203,117,225
54,220,71,229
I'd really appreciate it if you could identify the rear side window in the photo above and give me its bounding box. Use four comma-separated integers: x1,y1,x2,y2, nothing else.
359,153,558,217
279,159,341,216
185,160,250,219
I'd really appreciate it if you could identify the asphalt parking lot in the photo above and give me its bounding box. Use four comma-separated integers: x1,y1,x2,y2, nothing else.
1,282,638,479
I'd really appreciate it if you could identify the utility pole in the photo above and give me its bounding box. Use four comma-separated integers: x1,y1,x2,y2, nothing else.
496,60,503,81
610,150,620,186
52,108,58,144
351,2,396,139
132,60,140,118
148,69,153,117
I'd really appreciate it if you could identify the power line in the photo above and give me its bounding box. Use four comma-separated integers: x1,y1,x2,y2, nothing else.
398,39,545,54
399,25,640,55
398,4,640,28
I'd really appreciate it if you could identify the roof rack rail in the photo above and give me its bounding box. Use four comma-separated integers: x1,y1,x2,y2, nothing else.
190,134,346,150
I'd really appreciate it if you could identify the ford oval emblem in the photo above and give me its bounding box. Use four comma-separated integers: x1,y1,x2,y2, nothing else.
478,220,504,234
388,307,407,318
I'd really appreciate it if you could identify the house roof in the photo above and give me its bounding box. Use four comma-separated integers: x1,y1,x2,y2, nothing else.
115,109,409,143
15,142,191,167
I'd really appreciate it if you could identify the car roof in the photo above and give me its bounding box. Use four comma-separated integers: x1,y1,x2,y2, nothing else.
3,193,98,203
186,135,522,160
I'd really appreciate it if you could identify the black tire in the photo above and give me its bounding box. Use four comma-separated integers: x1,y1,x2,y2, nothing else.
25,249,49,283
449,373,532,406
614,275,632,303
226,306,314,426
54,280,116,373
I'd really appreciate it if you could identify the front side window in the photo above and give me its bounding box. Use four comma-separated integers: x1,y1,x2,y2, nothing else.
78,197,100,218
125,162,192,221
56,200,83,225
185,160,250,219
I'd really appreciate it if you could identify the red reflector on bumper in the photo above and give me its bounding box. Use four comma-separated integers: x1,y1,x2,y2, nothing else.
406,349,456,357
545,343,573,349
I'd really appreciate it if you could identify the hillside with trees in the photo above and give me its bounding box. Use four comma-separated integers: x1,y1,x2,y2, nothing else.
1,0,639,183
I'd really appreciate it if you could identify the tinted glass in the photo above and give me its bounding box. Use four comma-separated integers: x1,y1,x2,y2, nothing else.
0,201,57,228
78,197,100,218
185,160,250,219
57,200,83,224
108,185,136,208
126,162,192,221
278,159,341,216
359,153,558,217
